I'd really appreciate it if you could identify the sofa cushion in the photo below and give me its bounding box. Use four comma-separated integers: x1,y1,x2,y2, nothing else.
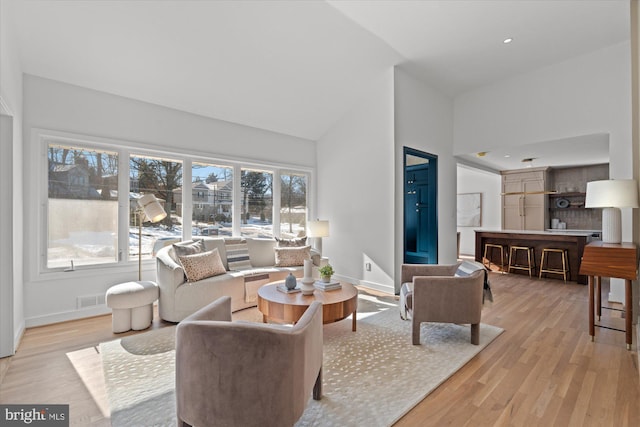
246,238,277,267
179,248,227,282
225,239,252,270
274,245,311,267
172,240,206,262
275,236,307,247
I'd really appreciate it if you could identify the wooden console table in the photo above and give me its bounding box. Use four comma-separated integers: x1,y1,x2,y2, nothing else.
579,241,639,350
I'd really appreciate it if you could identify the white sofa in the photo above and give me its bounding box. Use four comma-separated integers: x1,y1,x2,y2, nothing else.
155,237,319,322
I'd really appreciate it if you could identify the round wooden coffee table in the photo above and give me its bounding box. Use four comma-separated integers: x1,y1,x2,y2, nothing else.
257,281,358,331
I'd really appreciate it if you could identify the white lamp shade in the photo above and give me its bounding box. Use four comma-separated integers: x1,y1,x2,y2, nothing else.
138,194,167,223
307,220,329,238
585,179,639,208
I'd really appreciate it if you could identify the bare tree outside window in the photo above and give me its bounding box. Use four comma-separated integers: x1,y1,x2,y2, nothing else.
130,155,183,258
47,144,119,268
280,173,307,237
241,169,273,237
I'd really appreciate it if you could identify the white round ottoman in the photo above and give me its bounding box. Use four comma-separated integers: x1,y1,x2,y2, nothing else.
106,281,159,333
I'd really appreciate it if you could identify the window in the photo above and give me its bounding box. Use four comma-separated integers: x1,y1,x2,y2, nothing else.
241,168,273,238
129,154,183,260
280,172,307,238
191,162,233,237
47,143,119,268
40,131,312,272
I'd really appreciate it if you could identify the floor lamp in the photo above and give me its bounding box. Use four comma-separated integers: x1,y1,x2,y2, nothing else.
136,194,167,280
585,179,639,244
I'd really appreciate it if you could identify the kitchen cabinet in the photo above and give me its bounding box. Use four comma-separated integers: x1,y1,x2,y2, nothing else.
501,168,549,231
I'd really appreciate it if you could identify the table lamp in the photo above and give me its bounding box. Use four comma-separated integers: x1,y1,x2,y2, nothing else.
585,179,639,244
136,194,167,280
307,219,329,255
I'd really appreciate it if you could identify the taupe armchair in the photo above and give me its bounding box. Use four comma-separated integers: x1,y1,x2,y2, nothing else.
401,263,484,345
175,296,323,427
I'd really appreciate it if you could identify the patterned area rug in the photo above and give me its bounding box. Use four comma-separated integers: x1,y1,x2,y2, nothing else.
100,295,503,426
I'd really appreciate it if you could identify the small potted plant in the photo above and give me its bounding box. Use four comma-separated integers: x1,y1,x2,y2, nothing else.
319,264,335,283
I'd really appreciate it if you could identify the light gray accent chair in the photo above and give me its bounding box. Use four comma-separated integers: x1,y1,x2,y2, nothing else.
401,263,484,345
175,296,323,427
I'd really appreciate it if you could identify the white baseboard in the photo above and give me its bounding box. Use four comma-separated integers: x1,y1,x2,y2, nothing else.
335,274,394,295
25,305,111,328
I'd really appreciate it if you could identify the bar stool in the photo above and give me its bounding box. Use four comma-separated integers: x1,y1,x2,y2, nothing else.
508,246,536,277
539,248,570,282
483,243,507,274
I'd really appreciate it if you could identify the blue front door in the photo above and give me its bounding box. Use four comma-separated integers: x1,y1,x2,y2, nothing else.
404,148,437,264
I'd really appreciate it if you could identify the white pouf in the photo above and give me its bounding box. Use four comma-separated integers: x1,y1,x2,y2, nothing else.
106,281,159,333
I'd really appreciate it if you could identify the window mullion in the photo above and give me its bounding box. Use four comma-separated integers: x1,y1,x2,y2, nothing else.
119,148,131,263
272,169,281,238
182,159,192,241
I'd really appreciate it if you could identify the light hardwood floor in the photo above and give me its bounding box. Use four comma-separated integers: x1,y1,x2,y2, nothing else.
0,273,638,426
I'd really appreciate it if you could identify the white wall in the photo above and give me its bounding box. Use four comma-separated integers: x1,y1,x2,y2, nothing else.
22,75,316,326
0,0,25,354
394,68,455,292
316,69,395,293
456,166,502,256
454,41,632,302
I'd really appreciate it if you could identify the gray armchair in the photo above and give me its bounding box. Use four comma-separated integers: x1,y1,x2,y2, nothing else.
401,263,484,345
175,296,323,427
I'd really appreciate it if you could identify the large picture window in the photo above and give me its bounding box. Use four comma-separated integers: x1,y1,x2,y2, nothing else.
41,132,311,272
47,143,119,268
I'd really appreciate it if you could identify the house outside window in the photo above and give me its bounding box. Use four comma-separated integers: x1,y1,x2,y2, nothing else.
47,143,119,269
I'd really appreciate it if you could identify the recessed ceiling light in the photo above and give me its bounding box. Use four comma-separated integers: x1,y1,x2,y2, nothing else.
503,38,513,44
504,154,511,158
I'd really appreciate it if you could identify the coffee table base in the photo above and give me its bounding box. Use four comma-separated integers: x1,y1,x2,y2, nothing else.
257,282,358,331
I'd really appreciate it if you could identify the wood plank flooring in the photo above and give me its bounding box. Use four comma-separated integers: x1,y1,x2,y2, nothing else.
0,273,638,426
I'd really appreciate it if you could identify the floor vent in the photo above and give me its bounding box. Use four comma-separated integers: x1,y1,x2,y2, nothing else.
77,294,106,309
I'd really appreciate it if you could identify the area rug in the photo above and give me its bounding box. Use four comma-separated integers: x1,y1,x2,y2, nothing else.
100,298,503,426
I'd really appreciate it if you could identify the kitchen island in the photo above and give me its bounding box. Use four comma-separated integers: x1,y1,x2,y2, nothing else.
474,229,598,284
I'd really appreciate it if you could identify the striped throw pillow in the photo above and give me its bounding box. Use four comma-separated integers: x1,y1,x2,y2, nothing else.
225,239,252,271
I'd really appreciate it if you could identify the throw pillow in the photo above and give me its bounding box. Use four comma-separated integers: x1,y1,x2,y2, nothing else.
274,245,311,267
275,236,307,247
178,248,226,282
454,260,485,277
225,239,252,271
172,239,206,260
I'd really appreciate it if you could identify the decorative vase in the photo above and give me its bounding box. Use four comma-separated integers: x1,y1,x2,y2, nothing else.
322,275,331,283
285,272,297,290
300,259,315,295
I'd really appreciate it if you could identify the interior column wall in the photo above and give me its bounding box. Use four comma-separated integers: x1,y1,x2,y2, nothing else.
316,69,395,293
394,67,455,293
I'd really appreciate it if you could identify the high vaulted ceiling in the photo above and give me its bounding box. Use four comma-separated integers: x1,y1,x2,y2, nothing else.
8,0,631,142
